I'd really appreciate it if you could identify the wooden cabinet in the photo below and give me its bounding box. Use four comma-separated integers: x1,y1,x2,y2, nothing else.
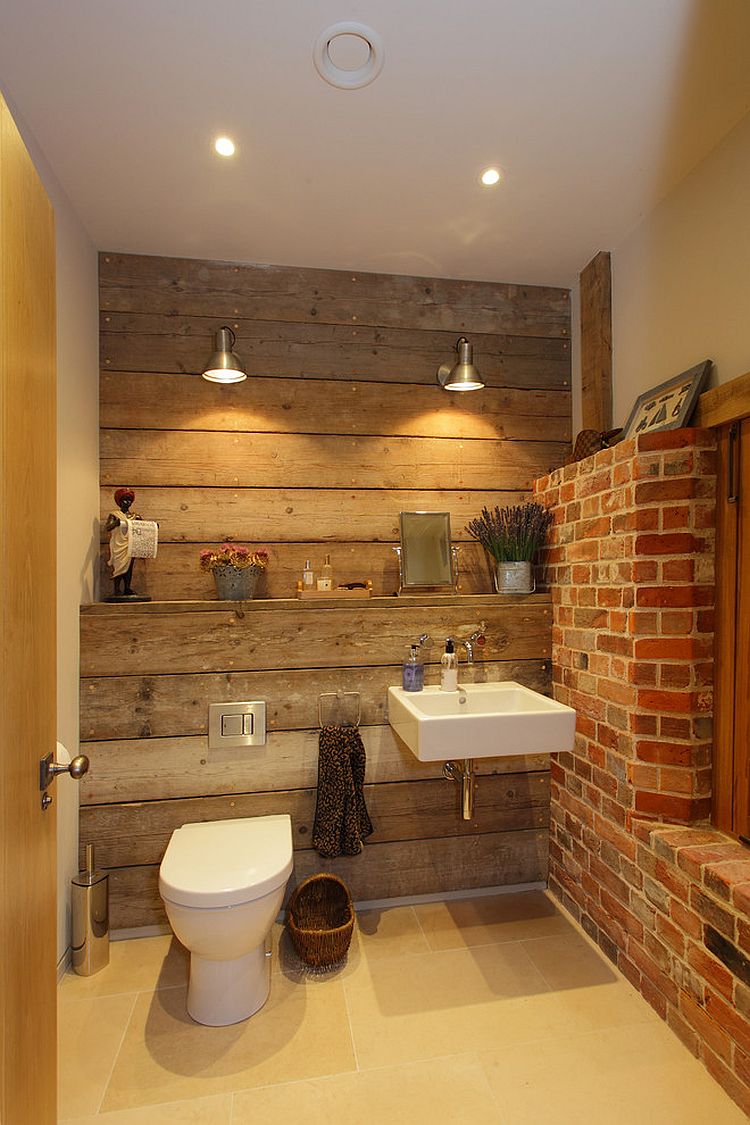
713,417,750,837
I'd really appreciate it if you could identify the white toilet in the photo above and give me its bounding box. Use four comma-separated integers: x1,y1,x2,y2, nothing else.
158,814,293,1026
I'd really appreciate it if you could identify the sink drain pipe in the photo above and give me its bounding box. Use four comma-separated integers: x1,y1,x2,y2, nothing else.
443,758,476,821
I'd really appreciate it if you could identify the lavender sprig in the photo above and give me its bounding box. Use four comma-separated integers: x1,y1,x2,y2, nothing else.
465,503,553,563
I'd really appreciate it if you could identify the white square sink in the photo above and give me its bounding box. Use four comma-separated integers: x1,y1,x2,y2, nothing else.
387,681,576,762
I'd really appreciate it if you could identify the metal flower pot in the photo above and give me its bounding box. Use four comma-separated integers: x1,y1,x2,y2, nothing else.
494,561,535,595
213,565,260,601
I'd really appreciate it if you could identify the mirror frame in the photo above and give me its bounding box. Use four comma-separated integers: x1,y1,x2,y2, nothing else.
395,511,459,594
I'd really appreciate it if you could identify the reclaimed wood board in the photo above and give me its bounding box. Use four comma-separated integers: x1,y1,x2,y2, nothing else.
100,370,572,439
99,253,571,338
80,658,551,741
108,828,550,929
80,600,552,677
100,318,571,387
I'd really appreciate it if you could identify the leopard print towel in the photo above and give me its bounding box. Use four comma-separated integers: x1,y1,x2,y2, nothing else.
312,725,374,858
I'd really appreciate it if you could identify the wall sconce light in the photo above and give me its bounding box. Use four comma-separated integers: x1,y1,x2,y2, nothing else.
436,336,484,391
201,326,247,383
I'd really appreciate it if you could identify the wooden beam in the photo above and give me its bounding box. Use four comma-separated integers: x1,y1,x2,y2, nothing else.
693,369,750,429
580,251,612,432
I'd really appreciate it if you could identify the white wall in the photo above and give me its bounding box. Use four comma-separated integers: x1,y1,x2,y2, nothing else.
608,109,750,426
2,89,100,968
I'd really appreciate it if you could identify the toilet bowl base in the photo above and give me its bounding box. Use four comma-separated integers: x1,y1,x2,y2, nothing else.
187,943,270,1026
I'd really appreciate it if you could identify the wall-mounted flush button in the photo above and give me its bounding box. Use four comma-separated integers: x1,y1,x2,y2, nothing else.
221,714,243,738
209,701,266,749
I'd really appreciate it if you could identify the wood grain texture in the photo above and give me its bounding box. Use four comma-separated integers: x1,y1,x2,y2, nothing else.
0,93,57,1125
80,600,552,677
79,729,550,804
99,252,571,338
100,428,568,491
101,371,572,440
580,251,612,432
98,540,497,600
694,369,750,429
98,485,531,543
712,424,738,832
81,772,550,867
108,829,549,929
91,250,565,920
100,316,571,387
80,659,550,741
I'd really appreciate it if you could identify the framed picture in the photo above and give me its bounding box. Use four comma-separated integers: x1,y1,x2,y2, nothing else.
622,360,712,440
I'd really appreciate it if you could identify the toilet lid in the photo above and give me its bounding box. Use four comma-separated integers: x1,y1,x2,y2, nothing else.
159,815,293,909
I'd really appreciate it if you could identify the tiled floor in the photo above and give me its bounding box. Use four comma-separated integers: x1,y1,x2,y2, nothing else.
58,890,746,1123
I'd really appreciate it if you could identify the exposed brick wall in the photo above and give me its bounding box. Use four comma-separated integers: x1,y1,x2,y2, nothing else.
534,429,750,1116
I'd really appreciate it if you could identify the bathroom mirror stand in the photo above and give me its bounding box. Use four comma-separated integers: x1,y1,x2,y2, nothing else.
394,510,460,595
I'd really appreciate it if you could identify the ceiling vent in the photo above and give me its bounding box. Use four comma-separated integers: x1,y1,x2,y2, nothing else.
313,21,384,90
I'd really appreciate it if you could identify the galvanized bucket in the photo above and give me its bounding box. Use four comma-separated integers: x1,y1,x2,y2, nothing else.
213,565,260,601
494,561,535,595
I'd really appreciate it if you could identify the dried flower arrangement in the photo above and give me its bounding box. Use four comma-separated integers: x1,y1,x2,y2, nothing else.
199,543,269,572
466,503,553,563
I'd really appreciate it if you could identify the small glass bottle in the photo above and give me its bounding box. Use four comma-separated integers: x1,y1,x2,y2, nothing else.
402,644,424,692
317,553,333,591
302,559,315,589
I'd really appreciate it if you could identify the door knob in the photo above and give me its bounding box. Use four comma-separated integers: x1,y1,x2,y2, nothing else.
39,751,90,792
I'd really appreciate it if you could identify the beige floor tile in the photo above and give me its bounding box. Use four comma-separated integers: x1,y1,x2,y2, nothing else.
232,1054,500,1124
100,973,355,1112
479,1022,748,1124
344,943,554,1069
273,904,431,983
520,931,622,990
59,936,188,1000
58,993,137,1118
59,1092,232,1124
414,890,574,951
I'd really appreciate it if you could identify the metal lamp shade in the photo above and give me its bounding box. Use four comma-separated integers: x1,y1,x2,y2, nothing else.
437,336,484,391
202,326,247,383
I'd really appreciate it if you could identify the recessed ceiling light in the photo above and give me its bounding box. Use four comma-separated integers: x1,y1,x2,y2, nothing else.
480,167,502,186
214,136,236,157
313,21,384,89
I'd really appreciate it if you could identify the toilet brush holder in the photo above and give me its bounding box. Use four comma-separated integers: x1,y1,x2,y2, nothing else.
71,843,110,976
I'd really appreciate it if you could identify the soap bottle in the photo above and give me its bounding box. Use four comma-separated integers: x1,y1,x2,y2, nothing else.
440,637,458,692
302,559,315,590
402,644,424,692
317,553,333,591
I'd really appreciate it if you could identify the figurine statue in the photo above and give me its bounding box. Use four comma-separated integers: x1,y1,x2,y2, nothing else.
104,488,154,602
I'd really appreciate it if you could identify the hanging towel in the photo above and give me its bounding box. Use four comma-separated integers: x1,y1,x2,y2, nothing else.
312,725,374,858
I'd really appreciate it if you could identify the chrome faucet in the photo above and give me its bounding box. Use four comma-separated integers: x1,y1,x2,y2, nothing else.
459,623,487,664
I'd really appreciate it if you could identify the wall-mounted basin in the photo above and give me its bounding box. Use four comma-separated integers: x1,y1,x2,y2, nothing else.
387,682,576,762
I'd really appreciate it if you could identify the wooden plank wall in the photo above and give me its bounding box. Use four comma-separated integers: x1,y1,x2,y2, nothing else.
84,253,571,928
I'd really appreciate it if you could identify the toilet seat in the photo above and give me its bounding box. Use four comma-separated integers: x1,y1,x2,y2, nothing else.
159,814,293,909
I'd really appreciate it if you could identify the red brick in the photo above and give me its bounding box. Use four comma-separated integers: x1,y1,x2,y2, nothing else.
704,861,750,902
670,898,703,939
678,844,745,881
637,428,713,452
687,944,735,1001
635,637,711,660
662,505,691,529
635,740,694,766
733,883,750,916
636,586,712,608
635,478,700,503
704,988,750,1056
678,990,733,1062
656,912,686,956
634,791,698,821
637,688,699,713
662,558,695,582
690,886,736,939
635,533,703,556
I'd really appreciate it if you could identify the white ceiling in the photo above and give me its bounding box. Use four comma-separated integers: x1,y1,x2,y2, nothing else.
1,0,749,286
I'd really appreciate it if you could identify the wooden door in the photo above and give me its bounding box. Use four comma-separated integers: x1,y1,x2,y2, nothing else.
713,416,750,838
0,93,57,1122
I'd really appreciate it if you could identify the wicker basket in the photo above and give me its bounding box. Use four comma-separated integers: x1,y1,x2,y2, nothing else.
286,874,355,968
